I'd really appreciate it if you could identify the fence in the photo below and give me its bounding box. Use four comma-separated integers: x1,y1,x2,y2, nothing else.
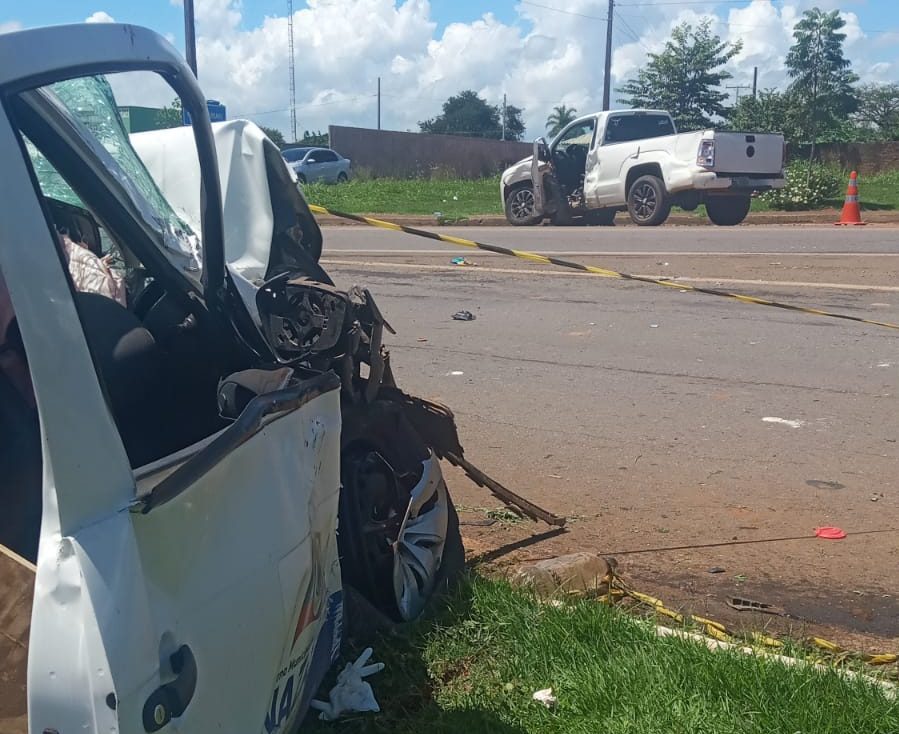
328,125,532,179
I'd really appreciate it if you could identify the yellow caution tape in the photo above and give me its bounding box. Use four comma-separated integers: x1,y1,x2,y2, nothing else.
606,577,896,668
309,204,899,332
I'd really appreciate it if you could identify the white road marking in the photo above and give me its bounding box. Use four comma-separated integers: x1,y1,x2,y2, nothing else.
762,417,805,429
320,259,899,292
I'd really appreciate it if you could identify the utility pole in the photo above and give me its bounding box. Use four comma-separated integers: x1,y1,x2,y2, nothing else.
502,93,507,140
726,84,751,105
377,77,381,130
602,0,614,111
752,66,758,99
287,0,297,143
183,0,197,77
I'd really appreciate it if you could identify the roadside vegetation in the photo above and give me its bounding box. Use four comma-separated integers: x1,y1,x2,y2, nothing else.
307,576,898,734
302,168,898,220
303,176,503,219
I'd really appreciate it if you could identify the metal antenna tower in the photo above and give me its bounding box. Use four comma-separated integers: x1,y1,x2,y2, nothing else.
287,0,297,143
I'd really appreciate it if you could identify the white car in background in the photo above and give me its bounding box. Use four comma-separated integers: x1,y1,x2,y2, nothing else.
501,109,786,227
282,146,352,184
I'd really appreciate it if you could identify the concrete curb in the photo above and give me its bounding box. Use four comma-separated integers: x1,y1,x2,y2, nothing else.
314,209,899,228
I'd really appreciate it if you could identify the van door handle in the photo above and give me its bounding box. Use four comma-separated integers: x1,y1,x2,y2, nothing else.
142,645,198,732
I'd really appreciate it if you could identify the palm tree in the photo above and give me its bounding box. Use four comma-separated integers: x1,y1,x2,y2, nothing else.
545,104,578,137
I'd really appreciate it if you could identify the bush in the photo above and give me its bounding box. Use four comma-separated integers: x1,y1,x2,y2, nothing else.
761,162,844,210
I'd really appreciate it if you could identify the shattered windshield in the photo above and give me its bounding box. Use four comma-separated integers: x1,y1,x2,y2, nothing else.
39,76,202,279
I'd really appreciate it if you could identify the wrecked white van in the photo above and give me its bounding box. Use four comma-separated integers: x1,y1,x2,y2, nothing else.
0,23,466,734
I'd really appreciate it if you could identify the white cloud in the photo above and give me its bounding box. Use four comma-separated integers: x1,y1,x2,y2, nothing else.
92,0,896,140
0,20,23,34
85,11,116,24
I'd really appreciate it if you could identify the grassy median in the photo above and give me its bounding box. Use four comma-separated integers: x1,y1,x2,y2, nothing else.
303,177,503,220
303,170,898,220
307,577,898,734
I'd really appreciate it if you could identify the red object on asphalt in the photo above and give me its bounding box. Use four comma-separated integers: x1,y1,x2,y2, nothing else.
815,526,847,540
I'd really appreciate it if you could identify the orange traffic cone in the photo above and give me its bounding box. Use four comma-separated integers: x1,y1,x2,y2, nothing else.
835,171,865,226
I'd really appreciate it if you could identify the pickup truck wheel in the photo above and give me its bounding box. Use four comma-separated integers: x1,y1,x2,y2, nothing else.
706,195,751,226
627,175,670,226
505,184,542,226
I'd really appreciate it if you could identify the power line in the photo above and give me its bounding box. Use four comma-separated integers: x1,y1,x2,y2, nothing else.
619,0,779,6
519,1,606,21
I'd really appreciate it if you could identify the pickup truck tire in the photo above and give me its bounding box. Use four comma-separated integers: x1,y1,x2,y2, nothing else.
505,183,542,226
706,195,751,226
627,175,670,226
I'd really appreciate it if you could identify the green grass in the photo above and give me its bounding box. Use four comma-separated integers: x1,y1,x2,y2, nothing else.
303,176,503,219
303,169,899,219
306,577,898,734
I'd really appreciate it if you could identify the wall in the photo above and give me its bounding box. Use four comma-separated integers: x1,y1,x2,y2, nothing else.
809,142,899,175
328,125,532,179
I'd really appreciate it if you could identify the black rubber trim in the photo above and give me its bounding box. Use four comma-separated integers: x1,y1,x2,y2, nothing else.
136,371,340,514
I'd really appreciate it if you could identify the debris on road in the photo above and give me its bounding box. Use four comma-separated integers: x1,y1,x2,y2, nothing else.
447,370,464,376
727,597,783,616
762,416,805,429
532,688,558,708
310,648,384,721
708,566,726,574
512,553,613,597
452,310,476,321
815,526,847,540
806,479,846,490
451,256,477,266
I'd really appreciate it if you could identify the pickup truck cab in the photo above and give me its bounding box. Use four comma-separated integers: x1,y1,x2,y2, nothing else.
501,109,786,227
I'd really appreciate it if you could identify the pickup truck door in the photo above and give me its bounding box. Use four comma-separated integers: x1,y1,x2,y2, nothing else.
530,137,559,218
0,24,343,734
585,113,678,207
585,113,638,207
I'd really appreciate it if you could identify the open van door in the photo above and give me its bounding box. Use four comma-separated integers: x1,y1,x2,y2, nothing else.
0,23,344,734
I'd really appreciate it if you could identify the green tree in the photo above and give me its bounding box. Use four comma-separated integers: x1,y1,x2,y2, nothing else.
785,7,859,153
545,105,578,137
300,129,329,146
502,104,526,141
617,20,742,131
726,89,800,139
419,90,525,140
156,97,183,129
854,83,899,140
259,125,286,147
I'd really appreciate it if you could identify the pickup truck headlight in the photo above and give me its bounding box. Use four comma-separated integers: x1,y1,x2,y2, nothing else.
697,140,715,168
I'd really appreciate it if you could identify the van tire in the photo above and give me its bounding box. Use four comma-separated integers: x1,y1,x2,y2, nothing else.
706,195,751,226
627,175,670,226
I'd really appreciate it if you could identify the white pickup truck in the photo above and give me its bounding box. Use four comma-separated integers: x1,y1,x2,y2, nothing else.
501,109,786,227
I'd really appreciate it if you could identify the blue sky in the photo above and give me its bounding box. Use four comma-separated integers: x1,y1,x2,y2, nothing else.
2,1,897,138
5,1,898,43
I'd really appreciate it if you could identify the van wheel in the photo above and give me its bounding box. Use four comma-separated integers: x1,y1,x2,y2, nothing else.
297,174,307,185
338,401,464,622
505,184,542,226
627,175,670,226
337,172,348,183
706,195,751,226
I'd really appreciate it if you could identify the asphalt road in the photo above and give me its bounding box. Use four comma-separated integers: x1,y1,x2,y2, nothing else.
321,224,899,646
